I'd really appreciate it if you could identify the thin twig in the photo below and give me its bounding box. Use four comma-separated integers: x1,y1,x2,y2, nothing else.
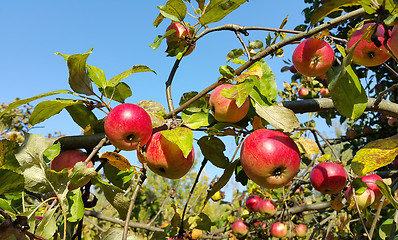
147,188,174,226
234,30,251,60
166,59,182,113
122,164,147,240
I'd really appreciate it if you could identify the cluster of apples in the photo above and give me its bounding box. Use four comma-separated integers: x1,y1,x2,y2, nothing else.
165,22,196,57
104,103,195,179
231,194,307,238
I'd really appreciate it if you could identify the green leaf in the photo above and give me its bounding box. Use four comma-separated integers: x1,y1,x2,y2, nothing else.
0,90,73,119
376,180,398,210
43,142,61,163
198,136,229,168
29,99,83,126
179,91,208,111
249,40,263,49
219,65,236,79
182,111,214,129
258,61,277,102
253,102,299,132
108,65,156,87
187,213,212,231
235,163,248,186
200,0,247,25
55,48,95,95
311,0,361,25
35,207,58,239
66,189,85,222
0,169,24,194
202,159,239,210
103,163,132,190
153,13,166,27
227,49,245,62
0,139,20,169
351,178,368,194
68,161,97,189
87,64,107,89
101,228,139,240
351,135,398,176
379,215,398,239
137,100,167,128
221,79,254,107
161,127,193,158
157,0,187,22
0,198,16,214
66,103,98,128
100,82,132,103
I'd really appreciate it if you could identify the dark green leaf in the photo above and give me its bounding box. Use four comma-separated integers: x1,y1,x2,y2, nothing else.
379,216,398,239
66,189,84,222
55,48,95,95
153,13,166,27
0,139,20,170
161,127,193,158
103,163,131,190
0,90,73,119
351,178,368,194
219,65,236,79
0,198,16,214
227,49,245,62
196,0,206,10
66,103,98,128
179,91,208,111
0,169,24,194
29,99,83,126
376,180,398,209
235,163,248,186
108,65,156,87
157,0,187,22
198,136,229,168
200,0,247,25
137,100,167,128
100,82,132,103
36,207,58,239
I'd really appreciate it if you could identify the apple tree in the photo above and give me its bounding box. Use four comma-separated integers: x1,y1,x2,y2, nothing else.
1,0,398,239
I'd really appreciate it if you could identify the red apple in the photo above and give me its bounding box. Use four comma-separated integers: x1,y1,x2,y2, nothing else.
295,223,307,238
361,174,383,201
298,88,310,99
105,103,153,151
50,150,92,173
346,129,357,139
240,129,301,189
246,194,261,212
320,88,330,97
362,126,373,134
346,23,391,66
310,162,347,194
345,186,375,210
209,84,250,123
390,26,398,58
388,118,398,127
166,22,195,56
292,38,335,77
231,220,248,238
270,222,287,238
145,131,195,179
257,199,277,216
289,65,297,73
253,221,267,229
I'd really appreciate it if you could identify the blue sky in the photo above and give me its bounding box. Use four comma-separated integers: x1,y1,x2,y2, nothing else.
0,1,335,192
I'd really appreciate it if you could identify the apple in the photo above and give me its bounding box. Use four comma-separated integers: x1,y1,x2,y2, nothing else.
270,222,287,238
388,118,398,127
50,150,92,173
105,103,153,151
246,194,261,212
292,38,335,77
345,186,375,210
298,88,310,99
231,220,248,238
289,65,297,73
310,162,347,194
295,223,307,238
346,23,391,67
240,129,301,189
362,126,373,134
257,199,277,216
253,221,267,229
390,26,398,58
209,84,250,123
166,22,195,56
320,88,330,97
190,229,202,240
145,131,195,179
346,129,357,139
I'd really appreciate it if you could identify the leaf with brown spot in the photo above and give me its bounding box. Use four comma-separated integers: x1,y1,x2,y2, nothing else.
295,137,320,155
101,152,131,171
351,134,398,177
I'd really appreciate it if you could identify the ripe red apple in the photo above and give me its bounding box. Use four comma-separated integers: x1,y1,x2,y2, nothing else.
295,223,307,238
292,38,335,77
345,186,375,210
209,84,250,123
346,23,391,66
270,222,287,238
145,131,195,179
310,162,347,194
361,174,383,201
390,26,398,58
231,220,248,238
289,65,297,73
298,88,310,99
105,103,153,151
166,22,195,56
246,194,261,212
50,150,92,173
320,88,330,97
240,129,301,189
257,199,277,216
346,129,357,139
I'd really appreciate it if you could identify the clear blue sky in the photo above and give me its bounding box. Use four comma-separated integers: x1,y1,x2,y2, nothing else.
0,1,335,192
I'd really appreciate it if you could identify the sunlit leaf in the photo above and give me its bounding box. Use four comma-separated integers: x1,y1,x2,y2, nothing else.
100,82,132,103
66,189,84,222
157,0,187,22
219,65,236,79
182,111,214,129
200,0,247,25
311,0,361,25
108,65,156,87
29,99,83,126
101,152,132,171
137,100,167,128
295,137,320,155
221,79,254,107
351,134,398,176
254,102,299,132
161,127,193,158
87,64,106,89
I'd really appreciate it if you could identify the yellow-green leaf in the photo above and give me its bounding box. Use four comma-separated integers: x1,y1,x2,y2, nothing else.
100,152,132,171
351,134,398,176
295,137,320,155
